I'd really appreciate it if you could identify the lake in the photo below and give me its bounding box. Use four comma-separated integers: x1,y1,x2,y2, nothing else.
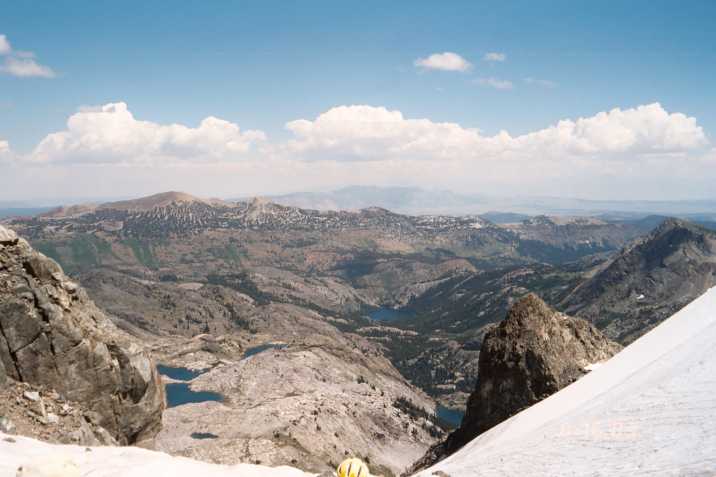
436,405,465,429
243,343,287,358
156,364,209,381
368,307,416,322
157,365,224,408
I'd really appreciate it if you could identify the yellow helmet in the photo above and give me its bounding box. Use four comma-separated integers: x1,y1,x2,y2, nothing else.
337,457,370,477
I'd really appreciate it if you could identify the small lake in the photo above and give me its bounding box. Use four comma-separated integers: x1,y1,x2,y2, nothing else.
436,405,465,429
157,364,209,381
369,307,416,323
243,343,287,359
164,383,224,408
157,365,224,408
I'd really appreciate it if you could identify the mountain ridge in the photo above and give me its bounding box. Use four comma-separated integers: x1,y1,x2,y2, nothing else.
562,217,716,342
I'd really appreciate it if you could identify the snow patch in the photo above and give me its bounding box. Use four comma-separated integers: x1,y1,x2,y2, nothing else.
582,362,603,372
0,433,316,477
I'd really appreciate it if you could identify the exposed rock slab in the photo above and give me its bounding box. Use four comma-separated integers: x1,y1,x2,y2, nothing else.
0,225,165,444
154,323,443,476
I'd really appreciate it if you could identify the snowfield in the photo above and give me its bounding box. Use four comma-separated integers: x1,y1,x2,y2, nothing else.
2,288,715,476
417,286,716,476
0,434,316,477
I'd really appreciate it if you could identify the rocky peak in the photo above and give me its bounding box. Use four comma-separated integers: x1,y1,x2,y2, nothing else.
562,218,716,342
646,217,714,251
0,225,164,444
407,294,621,472
99,191,205,212
651,217,693,233
457,294,621,443
244,196,282,221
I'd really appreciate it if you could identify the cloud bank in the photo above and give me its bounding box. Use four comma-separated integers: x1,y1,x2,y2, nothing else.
3,101,712,201
19,102,709,164
30,102,266,163
283,102,706,161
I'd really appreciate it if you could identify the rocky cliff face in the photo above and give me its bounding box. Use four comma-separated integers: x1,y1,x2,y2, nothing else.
0,225,164,444
407,294,621,472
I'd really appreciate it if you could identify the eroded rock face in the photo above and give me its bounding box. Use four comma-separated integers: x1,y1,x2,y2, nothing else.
0,225,164,444
407,294,621,473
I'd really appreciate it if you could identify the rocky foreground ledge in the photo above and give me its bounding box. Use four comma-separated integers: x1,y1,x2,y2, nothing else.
0,225,165,445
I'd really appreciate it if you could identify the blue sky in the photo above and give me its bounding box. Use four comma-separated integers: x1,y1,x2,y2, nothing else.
1,1,715,201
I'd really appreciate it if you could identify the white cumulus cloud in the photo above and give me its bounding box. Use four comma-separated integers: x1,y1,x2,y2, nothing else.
283,103,707,162
483,52,506,62
30,102,266,164
515,103,708,155
475,77,514,90
414,52,472,72
284,105,483,161
7,101,711,202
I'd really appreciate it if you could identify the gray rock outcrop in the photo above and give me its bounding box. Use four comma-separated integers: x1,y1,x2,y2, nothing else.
408,294,621,472
0,225,164,444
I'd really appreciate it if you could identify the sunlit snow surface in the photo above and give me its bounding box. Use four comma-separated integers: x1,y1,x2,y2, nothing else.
0,434,315,477
418,287,716,476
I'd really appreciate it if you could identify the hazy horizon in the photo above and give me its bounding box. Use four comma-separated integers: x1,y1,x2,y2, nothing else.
2,184,716,204
3,185,716,220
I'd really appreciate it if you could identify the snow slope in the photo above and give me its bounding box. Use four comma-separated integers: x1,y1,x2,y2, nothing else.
0,433,316,477
417,287,716,476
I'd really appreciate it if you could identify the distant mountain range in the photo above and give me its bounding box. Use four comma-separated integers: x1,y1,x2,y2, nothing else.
241,186,716,218
4,186,716,220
